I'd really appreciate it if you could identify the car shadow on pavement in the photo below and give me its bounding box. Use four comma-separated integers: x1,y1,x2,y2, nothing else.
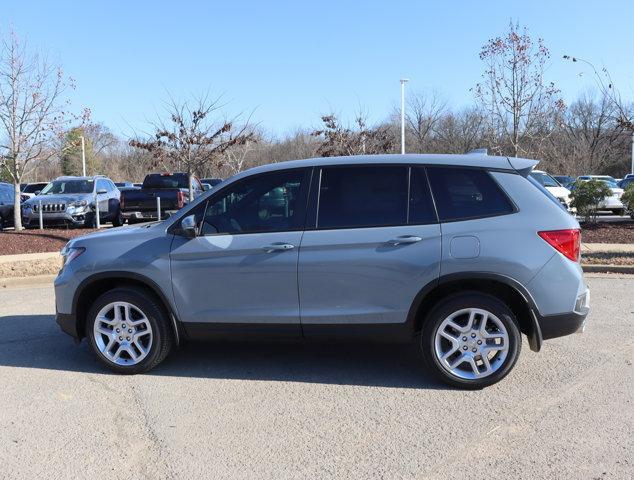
0,314,448,390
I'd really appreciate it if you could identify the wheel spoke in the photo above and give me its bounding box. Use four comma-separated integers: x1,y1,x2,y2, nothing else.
440,344,459,361
446,320,466,333
96,325,114,337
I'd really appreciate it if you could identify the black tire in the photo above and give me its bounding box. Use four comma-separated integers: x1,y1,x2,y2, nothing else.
86,287,175,374
111,210,124,227
421,292,521,389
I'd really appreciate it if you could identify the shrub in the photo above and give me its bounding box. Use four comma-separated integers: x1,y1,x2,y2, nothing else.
621,184,634,215
570,179,612,223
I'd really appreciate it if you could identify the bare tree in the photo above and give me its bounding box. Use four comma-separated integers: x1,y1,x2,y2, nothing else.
312,112,394,157
129,94,255,200
474,22,564,157
405,91,447,152
0,31,77,229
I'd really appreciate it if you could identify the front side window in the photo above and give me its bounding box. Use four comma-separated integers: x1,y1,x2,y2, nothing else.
427,167,514,221
316,166,408,229
200,169,307,235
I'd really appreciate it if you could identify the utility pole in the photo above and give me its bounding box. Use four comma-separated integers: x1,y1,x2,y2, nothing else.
400,79,409,155
80,135,86,177
631,132,634,175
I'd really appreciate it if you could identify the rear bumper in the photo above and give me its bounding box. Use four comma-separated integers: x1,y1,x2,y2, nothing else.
122,210,178,221
535,310,588,340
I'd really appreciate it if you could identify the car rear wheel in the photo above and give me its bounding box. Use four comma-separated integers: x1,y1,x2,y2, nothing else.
421,292,521,389
87,287,175,374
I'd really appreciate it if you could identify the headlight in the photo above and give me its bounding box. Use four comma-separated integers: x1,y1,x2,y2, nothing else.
60,245,85,266
69,200,88,208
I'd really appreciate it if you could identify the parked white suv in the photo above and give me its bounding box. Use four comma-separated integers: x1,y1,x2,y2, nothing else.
577,175,625,215
530,170,572,211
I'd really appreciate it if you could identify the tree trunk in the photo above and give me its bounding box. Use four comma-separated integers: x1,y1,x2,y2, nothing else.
13,181,23,230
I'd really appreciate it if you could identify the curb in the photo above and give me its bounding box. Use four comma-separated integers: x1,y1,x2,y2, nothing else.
0,274,57,289
582,264,634,274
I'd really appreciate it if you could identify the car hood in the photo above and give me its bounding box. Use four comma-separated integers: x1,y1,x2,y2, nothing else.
69,221,164,246
24,194,91,205
544,186,571,198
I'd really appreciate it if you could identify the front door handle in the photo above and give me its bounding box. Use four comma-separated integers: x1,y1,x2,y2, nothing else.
261,242,295,253
388,235,423,246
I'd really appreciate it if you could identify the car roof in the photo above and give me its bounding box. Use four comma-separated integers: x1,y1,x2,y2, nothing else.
239,153,538,177
54,175,105,181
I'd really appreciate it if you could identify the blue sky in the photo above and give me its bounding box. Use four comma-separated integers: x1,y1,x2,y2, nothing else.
5,0,634,138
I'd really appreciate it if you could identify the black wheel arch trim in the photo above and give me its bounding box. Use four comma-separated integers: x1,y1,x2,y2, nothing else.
407,271,543,352
71,271,183,345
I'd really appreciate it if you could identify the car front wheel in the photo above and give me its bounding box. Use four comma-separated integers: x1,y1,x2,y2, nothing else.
87,287,175,374
421,292,521,389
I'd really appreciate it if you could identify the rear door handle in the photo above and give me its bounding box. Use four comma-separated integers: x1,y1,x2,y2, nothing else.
261,242,295,253
388,235,423,245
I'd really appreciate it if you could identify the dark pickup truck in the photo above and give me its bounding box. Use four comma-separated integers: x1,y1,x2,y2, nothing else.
120,173,204,223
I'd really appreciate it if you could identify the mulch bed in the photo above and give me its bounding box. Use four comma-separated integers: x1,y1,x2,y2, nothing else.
580,221,634,244
0,228,99,255
582,252,634,266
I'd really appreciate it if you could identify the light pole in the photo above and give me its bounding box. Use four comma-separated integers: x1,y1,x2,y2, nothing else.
631,132,634,175
80,135,86,177
400,79,409,155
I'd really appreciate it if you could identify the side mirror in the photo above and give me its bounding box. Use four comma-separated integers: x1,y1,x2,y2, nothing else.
202,183,211,191
180,214,198,238
34,190,41,195
97,189,107,195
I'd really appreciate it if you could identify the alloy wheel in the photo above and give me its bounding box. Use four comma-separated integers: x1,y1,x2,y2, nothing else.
93,301,153,365
434,307,509,380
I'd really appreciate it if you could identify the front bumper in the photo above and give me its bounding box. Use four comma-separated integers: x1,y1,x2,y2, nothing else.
56,310,80,339
23,210,91,227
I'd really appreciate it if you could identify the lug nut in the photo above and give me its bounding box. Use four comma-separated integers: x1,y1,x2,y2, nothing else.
122,324,126,329
477,340,482,345
462,336,467,341
118,336,123,341
126,336,130,341
472,348,477,352
128,329,132,333
471,333,476,338
463,346,468,351
116,328,120,333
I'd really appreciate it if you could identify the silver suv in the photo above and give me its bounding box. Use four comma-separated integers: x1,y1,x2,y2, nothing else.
54,153,589,388
22,176,123,228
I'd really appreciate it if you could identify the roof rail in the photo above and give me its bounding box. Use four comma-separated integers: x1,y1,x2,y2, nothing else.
467,148,488,155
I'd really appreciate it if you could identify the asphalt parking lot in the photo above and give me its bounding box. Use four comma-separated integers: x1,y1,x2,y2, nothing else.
0,276,632,479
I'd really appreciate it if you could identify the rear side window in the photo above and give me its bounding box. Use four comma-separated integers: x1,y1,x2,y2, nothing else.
427,167,514,221
317,166,408,229
143,174,189,189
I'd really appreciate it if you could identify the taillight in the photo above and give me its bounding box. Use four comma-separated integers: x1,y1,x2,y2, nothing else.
177,190,185,208
538,229,581,262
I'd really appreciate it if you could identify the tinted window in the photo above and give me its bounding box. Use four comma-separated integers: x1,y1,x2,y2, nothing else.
23,183,46,194
317,166,407,229
0,188,12,202
201,169,306,235
427,167,514,221
409,167,437,224
96,179,108,192
143,174,189,189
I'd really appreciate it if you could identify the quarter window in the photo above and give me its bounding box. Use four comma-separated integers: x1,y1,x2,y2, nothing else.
317,166,408,229
426,167,514,221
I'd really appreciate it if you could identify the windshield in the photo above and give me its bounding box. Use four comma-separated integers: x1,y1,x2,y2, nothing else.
40,180,94,195
601,179,618,188
530,172,561,188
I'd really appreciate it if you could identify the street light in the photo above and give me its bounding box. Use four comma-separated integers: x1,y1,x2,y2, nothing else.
400,79,409,155
79,135,86,177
